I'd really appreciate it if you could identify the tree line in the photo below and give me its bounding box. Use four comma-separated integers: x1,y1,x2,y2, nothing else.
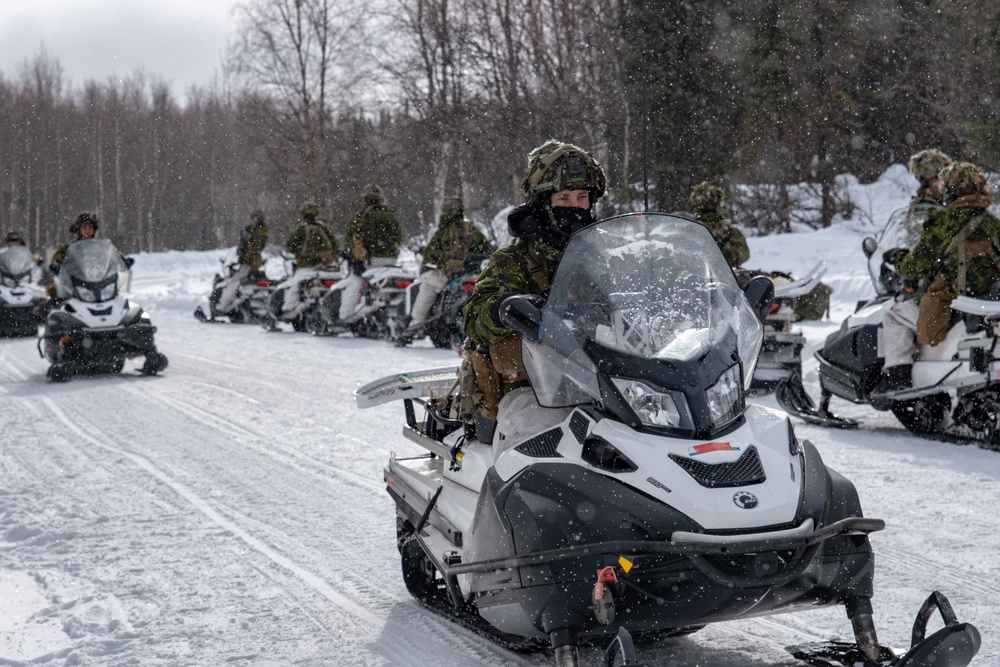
2,0,998,253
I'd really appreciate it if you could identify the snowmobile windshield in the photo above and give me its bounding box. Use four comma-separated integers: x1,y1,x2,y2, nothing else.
522,213,763,438
868,206,929,296
58,239,124,303
0,246,36,287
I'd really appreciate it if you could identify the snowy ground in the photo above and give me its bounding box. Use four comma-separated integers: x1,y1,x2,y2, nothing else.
2,168,1000,666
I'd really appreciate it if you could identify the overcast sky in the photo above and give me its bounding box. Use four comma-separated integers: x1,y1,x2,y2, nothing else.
0,0,236,103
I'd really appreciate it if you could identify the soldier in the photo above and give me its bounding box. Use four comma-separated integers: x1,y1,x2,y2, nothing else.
215,209,270,315
270,201,339,324
902,148,953,237
52,211,100,265
463,139,606,453
398,196,490,343
5,231,26,247
684,181,749,269
338,184,402,320
875,161,1000,394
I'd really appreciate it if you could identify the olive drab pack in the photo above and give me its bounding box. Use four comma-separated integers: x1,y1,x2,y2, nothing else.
792,282,833,321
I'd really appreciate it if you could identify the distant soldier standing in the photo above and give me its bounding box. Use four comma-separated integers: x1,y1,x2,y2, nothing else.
684,181,749,269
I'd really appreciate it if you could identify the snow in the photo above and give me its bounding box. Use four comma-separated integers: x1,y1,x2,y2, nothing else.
2,166,999,666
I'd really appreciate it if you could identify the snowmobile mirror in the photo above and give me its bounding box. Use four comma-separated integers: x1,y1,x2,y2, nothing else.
123,257,135,270
862,237,877,258
743,276,775,322
498,295,543,342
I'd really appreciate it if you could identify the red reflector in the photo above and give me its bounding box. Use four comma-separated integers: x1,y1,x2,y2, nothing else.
768,303,780,313
257,280,272,287
692,442,735,455
394,280,413,288
323,279,338,287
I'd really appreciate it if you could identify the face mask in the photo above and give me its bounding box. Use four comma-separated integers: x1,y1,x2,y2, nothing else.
550,206,594,238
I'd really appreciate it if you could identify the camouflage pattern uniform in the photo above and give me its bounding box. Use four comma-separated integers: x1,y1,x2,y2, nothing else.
52,211,101,265
238,210,269,270
344,184,402,266
685,182,749,269
902,148,953,239
287,201,338,268
422,198,491,272
880,162,1000,384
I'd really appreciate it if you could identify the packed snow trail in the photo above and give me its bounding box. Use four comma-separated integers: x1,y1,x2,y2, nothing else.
1,232,998,666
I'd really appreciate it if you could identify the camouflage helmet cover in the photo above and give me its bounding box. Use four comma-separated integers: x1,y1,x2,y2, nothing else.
520,140,607,204
686,182,724,213
908,148,953,184
440,196,464,224
250,209,266,224
363,183,387,206
941,161,990,199
299,200,320,220
70,211,99,234
4,230,25,244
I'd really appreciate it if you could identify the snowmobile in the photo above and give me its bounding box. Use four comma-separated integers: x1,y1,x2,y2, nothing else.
303,262,415,339
394,254,488,349
39,239,167,382
193,249,275,324
355,213,979,667
776,209,1000,449
0,245,50,337
746,263,827,395
262,264,344,332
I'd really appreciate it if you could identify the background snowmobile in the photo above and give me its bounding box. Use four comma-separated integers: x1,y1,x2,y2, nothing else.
304,262,415,339
777,210,1000,450
193,248,276,324
0,244,50,337
356,214,979,667
395,253,488,349
262,263,343,332
744,262,826,395
40,239,167,382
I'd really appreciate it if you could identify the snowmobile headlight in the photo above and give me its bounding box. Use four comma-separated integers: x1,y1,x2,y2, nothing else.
75,284,97,302
707,364,743,427
611,377,692,430
98,282,117,300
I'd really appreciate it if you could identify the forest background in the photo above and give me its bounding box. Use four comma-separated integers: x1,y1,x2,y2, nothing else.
2,0,999,253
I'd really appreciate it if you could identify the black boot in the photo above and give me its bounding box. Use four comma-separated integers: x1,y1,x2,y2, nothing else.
873,364,912,395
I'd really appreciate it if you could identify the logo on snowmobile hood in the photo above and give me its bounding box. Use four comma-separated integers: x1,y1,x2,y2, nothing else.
733,491,758,509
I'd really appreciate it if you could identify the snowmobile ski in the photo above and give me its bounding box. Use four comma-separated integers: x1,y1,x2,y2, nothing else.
776,373,859,429
789,591,981,667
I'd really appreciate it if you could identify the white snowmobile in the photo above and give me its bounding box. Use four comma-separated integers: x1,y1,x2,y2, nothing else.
303,262,415,339
262,264,344,332
40,239,167,382
777,209,1000,449
746,262,827,394
0,245,50,337
355,213,979,667
194,249,276,324
395,254,488,349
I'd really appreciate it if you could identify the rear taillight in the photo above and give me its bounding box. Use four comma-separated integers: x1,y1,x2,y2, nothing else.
257,280,273,287
768,302,780,314
460,276,478,292
323,279,338,287
395,280,413,288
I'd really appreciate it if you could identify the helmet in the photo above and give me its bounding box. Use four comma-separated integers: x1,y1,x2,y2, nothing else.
941,162,990,200
686,182,724,213
520,140,607,205
363,184,387,206
908,148,953,184
440,197,464,225
70,211,99,235
250,209,266,224
4,230,25,245
299,200,320,220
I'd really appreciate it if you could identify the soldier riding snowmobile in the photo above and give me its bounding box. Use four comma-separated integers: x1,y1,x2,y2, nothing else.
355,213,980,667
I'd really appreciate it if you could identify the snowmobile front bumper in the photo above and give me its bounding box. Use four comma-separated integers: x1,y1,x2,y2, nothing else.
0,301,46,336
42,311,157,373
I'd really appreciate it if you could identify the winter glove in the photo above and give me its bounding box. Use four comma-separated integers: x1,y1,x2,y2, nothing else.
882,247,908,265
490,292,546,337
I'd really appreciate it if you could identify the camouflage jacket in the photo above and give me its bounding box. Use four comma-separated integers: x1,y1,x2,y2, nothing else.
287,221,337,268
463,237,562,346
237,221,268,269
423,218,490,271
695,210,749,268
345,205,402,261
898,195,1000,299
